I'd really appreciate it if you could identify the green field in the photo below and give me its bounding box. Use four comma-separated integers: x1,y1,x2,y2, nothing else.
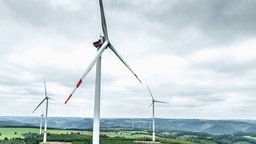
0,128,153,140
0,128,37,140
101,130,151,139
0,127,89,140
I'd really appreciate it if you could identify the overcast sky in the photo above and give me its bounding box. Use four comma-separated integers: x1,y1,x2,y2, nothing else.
1,0,256,119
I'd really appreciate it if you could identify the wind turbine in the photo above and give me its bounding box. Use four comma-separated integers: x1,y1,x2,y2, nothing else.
64,0,142,144
147,85,167,142
39,113,44,135
32,80,50,143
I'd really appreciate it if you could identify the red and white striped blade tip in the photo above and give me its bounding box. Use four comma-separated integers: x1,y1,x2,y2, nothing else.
65,94,72,104
65,79,83,104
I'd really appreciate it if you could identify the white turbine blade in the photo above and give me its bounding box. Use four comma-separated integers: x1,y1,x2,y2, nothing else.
147,101,154,109
65,41,109,104
146,85,154,100
99,0,108,40
108,43,142,83
44,80,48,98
32,98,46,113
47,97,56,102
155,100,168,104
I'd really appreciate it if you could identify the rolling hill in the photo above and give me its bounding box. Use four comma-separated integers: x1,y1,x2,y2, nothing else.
1,116,256,134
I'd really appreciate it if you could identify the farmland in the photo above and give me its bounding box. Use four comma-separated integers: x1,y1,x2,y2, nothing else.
2,117,256,143
0,127,194,143
1,127,256,144
0,127,89,140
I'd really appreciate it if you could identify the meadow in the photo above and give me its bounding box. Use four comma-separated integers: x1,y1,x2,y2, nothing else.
0,127,88,140
2,127,256,143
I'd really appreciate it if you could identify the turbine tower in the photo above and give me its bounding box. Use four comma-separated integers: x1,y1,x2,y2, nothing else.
64,0,142,144
32,80,50,143
39,113,44,134
147,85,167,142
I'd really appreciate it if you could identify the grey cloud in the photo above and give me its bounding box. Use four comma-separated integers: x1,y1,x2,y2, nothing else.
191,58,256,75
106,0,256,55
2,0,99,41
34,64,119,89
0,82,42,98
154,0,256,38
170,88,226,103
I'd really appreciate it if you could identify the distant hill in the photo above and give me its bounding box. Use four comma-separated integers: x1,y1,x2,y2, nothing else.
1,116,256,134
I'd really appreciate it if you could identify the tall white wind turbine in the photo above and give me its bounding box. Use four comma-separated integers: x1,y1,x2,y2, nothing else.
39,113,44,134
32,80,50,143
64,0,142,144
147,85,167,142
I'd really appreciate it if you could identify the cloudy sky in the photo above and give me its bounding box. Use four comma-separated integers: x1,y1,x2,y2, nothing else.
1,0,256,119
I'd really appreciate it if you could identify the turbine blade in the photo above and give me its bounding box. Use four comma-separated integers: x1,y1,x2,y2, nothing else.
47,97,55,101
109,43,142,83
148,101,154,109
32,98,46,113
155,100,168,104
146,85,154,100
99,0,108,40
65,41,109,104
44,80,48,98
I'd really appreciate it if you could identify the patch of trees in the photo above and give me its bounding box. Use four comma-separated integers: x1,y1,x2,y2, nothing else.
212,134,256,144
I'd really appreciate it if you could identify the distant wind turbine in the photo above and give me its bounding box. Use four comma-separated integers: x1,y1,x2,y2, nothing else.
147,85,168,142
64,0,142,144
32,80,50,143
39,113,44,135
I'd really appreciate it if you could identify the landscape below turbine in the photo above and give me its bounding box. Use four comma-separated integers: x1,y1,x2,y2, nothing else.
32,80,51,143
147,85,168,142
64,0,142,144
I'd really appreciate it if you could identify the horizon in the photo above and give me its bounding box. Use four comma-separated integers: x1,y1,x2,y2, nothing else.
1,116,256,121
